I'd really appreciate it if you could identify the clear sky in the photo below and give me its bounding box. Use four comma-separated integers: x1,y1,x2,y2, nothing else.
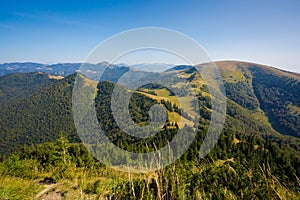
0,0,299,72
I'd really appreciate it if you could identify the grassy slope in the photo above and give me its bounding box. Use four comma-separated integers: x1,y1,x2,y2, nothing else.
215,61,300,148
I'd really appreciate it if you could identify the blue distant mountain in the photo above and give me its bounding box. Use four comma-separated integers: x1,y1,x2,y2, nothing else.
0,62,82,76
0,62,175,77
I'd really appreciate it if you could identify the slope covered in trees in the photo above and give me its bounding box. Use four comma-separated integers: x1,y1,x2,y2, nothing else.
0,61,300,155
212,61,300,139
0,74,77,155
0,72,58,105
0,61,299,199
249,65,300,138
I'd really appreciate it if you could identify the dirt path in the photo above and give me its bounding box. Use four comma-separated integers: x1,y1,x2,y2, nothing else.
34,183,58,200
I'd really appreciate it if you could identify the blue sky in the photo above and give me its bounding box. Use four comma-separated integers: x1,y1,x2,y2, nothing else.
0,0,299,72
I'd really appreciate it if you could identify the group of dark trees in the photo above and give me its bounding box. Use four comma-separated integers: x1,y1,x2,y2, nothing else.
249,66,300,138
0,74,78,155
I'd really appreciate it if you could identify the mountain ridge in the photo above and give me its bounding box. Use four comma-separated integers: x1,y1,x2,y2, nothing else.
0,60,299,155
1,60,299,78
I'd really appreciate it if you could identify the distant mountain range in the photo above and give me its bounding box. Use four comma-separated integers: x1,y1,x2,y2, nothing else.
0,62,177,77
0,62,81,76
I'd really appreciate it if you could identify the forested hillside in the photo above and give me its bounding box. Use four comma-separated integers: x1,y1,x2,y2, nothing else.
0,74,77,155
213,61,300,139
0,61,299,199
0,72,58,105
249,66,300,138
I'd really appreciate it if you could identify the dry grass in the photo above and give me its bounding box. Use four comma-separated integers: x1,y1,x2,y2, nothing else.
232,135,241,145
48,74,64,80
0,176,42,200
287,104,300,115
213,60,300,81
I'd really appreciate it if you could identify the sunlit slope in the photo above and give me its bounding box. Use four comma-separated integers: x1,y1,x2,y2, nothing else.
212,61,300,138
0,61,299,155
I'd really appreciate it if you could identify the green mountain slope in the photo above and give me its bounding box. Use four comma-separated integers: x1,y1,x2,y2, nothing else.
0,72,58,105
0,74,77,155
0,61,299,155
213,61,300,138
0,61,300,199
